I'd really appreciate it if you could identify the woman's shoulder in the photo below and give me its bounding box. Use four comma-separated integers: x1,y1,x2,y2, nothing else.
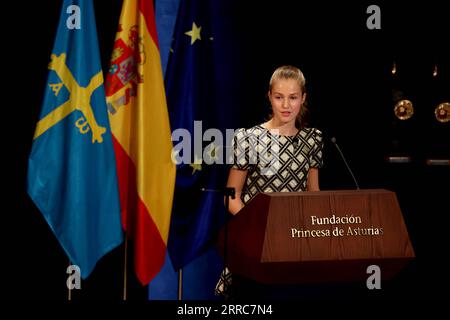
300,128,323,148
300,127,323,137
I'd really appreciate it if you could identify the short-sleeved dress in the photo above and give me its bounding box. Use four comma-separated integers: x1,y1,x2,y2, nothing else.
215,124,324,297
232,124,324,204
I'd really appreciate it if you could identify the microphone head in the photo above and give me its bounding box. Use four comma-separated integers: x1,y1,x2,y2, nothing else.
331,137,337,144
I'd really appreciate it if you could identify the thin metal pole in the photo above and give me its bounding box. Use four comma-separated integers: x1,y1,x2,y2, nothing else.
123,237,128,300
67,260,72,301
178,268,183,300
224,195,229,271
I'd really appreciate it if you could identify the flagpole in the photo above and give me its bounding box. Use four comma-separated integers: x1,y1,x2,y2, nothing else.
123,237,128,300
67,260,72,301
178,269,183,300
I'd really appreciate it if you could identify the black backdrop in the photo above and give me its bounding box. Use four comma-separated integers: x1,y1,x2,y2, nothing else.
5,0,449,300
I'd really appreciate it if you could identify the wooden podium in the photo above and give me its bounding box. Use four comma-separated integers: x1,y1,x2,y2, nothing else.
219,189,415,284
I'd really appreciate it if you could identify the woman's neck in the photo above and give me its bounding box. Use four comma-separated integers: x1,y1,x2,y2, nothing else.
264,119,298,136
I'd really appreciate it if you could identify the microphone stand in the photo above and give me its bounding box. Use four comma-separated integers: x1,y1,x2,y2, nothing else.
331,137,360,190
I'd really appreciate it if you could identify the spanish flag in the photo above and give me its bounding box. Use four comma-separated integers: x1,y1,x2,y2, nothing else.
105,0,176,285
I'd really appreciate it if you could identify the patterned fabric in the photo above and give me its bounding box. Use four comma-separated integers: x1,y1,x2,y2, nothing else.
215,124,324,298
232,125,323,204
214,267,233,299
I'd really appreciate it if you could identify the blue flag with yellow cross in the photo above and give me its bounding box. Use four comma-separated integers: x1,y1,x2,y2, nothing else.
27,0,123,279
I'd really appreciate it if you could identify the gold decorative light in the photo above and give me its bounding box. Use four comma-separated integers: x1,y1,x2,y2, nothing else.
435,102,450,123
394,99,414,120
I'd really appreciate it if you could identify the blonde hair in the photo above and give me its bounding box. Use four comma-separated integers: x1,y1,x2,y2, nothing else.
269,65,308,129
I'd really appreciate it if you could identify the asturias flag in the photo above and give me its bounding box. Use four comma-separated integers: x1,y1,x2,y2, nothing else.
105,0,176,285
27,0,123,279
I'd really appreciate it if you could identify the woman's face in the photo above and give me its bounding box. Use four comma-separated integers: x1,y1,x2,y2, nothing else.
268,78,305,126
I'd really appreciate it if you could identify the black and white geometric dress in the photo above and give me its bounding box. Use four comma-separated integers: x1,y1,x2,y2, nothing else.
232,125,324,204
215,124,323,298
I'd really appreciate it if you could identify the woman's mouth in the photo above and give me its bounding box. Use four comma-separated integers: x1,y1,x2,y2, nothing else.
281,112,291,117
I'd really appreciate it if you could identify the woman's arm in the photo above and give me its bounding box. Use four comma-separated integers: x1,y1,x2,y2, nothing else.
225,168,248,215
307,168,320,191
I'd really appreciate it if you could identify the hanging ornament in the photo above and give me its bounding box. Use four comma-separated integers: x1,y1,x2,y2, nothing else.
394,99,414,120
434,102,450,123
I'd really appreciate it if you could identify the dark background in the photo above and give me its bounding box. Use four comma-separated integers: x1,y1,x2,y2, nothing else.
5,0,449,300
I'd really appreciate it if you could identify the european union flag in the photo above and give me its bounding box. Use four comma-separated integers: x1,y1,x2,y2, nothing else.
166,0,237,270
27,0,123,278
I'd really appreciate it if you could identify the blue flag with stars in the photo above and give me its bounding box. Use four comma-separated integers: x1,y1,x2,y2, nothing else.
27,0,123,278
166,0,238,270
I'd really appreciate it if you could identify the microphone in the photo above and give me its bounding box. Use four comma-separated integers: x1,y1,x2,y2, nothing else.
330,137,360,190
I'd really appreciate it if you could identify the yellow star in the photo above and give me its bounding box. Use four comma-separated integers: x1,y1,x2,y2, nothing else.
190,155,203,174
185,22,202,45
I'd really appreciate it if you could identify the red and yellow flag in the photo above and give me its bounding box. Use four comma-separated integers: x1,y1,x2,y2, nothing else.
105,0,175,285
